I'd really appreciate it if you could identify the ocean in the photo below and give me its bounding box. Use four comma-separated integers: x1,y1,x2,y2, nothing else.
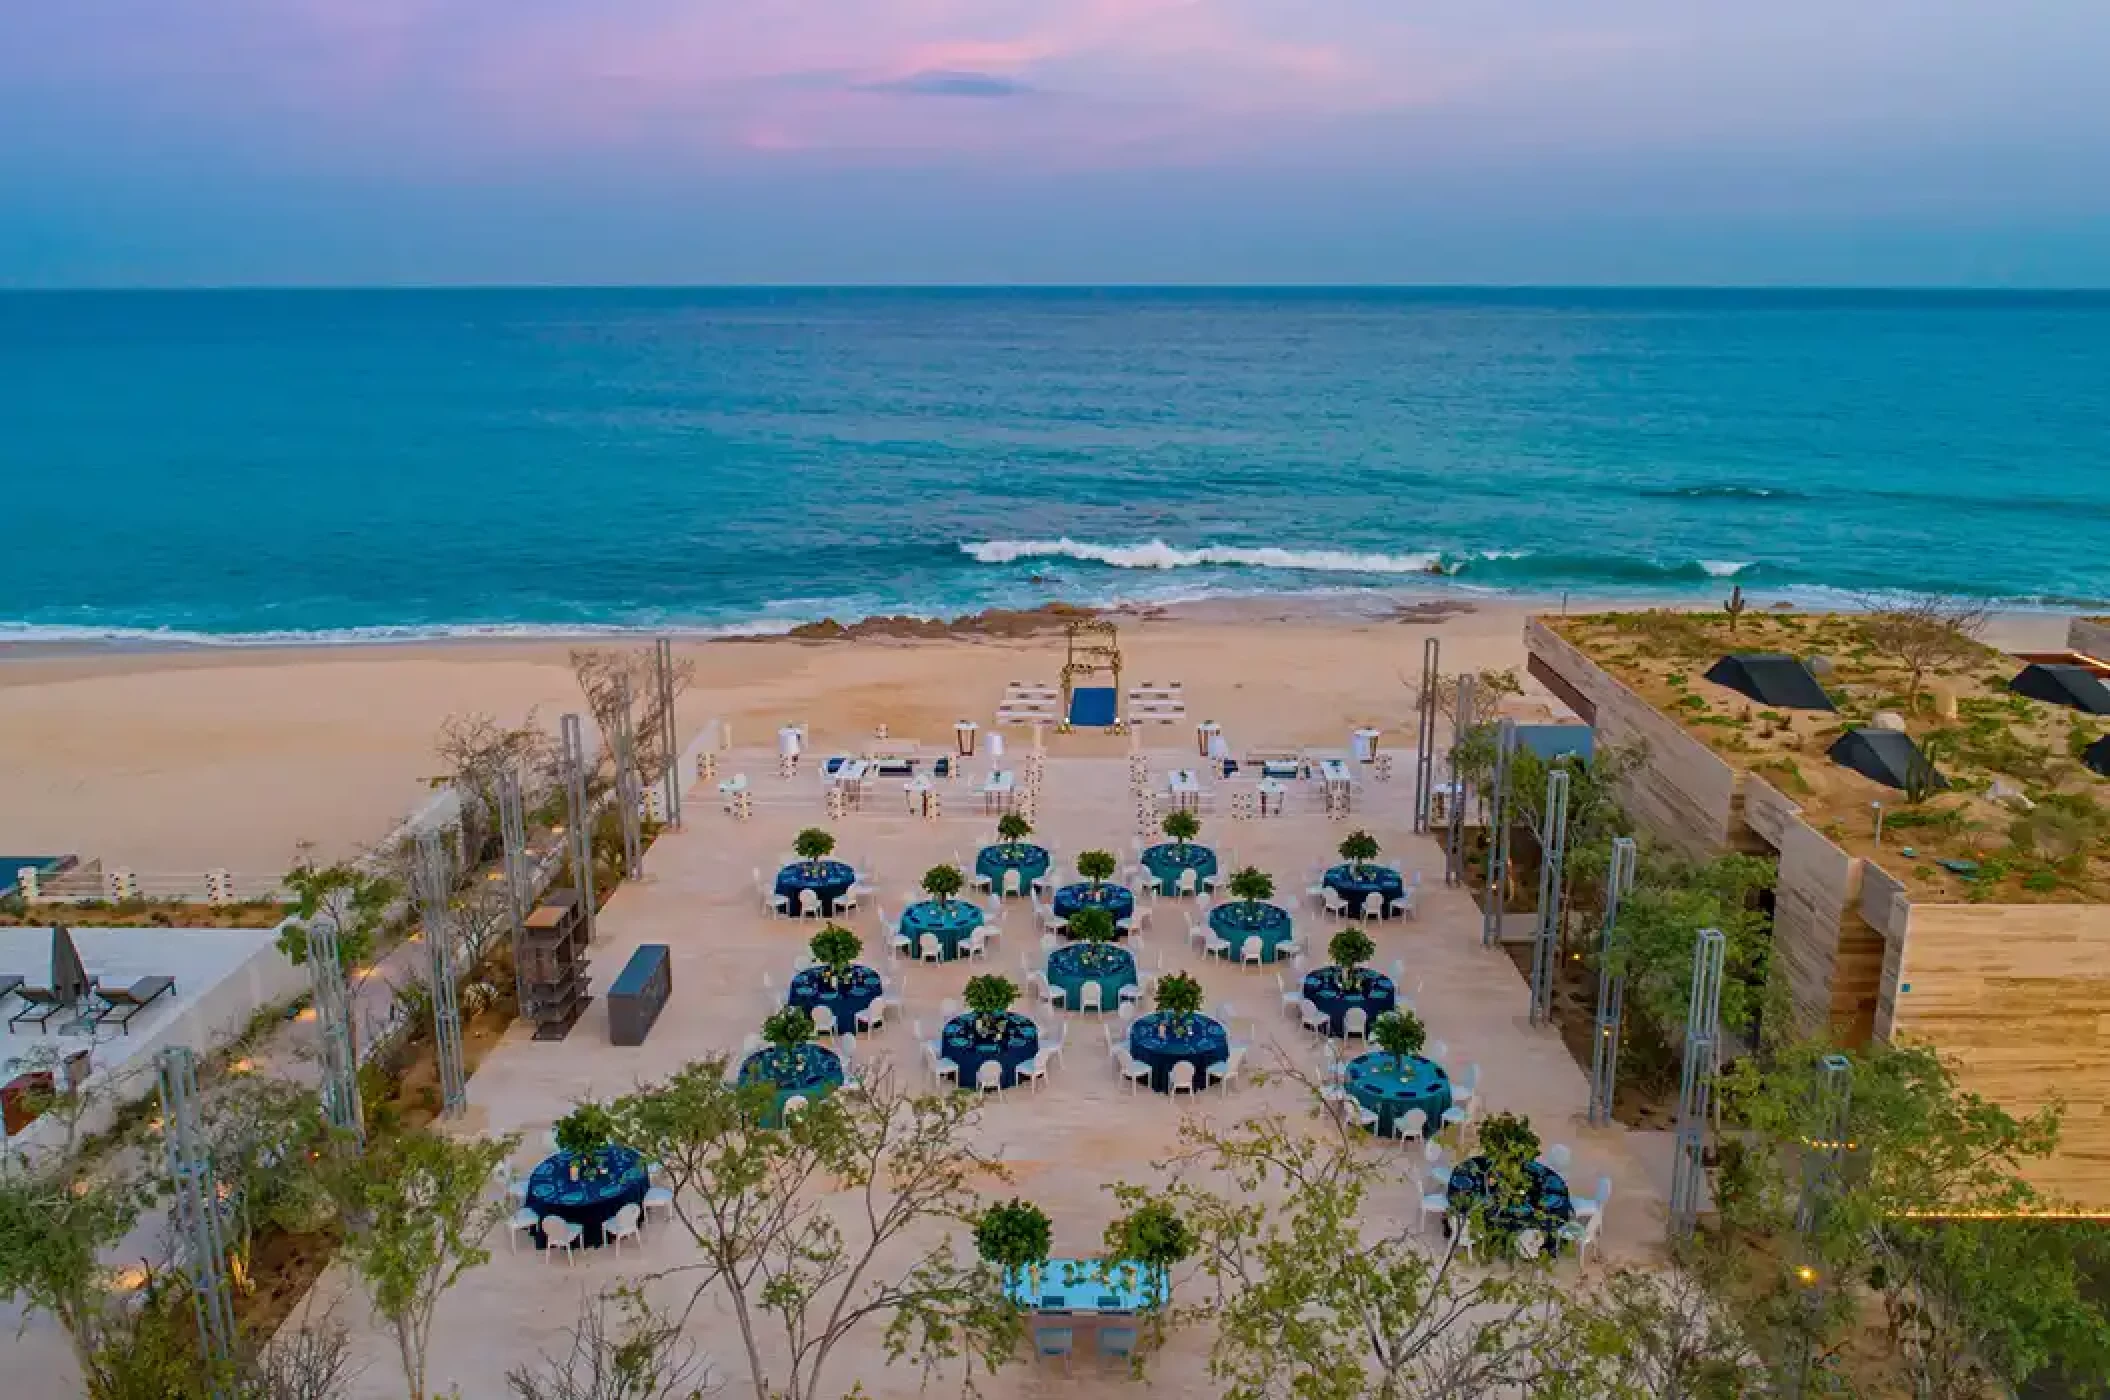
1,287,2105,644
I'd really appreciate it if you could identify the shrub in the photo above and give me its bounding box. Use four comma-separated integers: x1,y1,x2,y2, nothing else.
1337,830,1380,868
809,924,862,977
975,1198,1053,1279
1371,1009,1426,1061
921,864,964,903
1161,810,1201,847
1227,866,1274,904
1105,1199,1193,1294
1067,906,1117,949
1154,972,1204,1023
1328,926,1376,983
761,1006,816,1052
1077,850,1117,886
554,1101,615,1160
996,811,1033,844
793,827,836,865
963,975,1020,1036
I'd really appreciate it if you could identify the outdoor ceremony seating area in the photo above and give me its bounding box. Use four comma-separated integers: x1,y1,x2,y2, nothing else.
446,735,1665,1394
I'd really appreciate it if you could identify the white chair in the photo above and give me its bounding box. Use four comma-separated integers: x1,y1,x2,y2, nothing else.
1176,867,1199,897
1441,1096,1475,1139
1019,1052,1051,1092
1394,1106,1427,1146
1388,887,1416,919
1451,1214,1478,1264
833,888,861,915
1202,930,1232,960
1454,1062,1480,1109
1116,1050,1152,1094
1240,937,1264,967
494,1163,530,1207
1428,1040,1450,1065
798,888,825,920
1298,998,1329,1035
1572,1175,1613,1222
1559,1209,1603,1270
920,934,944,963
1543,1143,1573,1172
1206,1046,1245,1094
964,929,991,961
1387,957,1406,986
971,868,995,894
1343,1006,1369,1040
1360,892,1386,922
541,1216,581,1263
1118,975,1144,1006
1417,1173,1451,1232
762,888,790,919
1002,868,1026,898
1320,888,1350,920
810,1005,837,1038
1514,1228,1544,1263
783,1094,810,1119
643,1182,675,1223
855,997,889,1033
1079,981,1104,1013
1036,975,1065,1011
976,1060,1005,1094
606,1202,644,1255
1276,971,1303,1020
1185,917,1211,952
507,1205,541,1251
1042,1023,1068,1068
1168,1061,1199,1096
925,1043,959,1086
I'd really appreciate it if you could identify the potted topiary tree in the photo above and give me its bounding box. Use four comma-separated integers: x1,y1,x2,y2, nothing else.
809,924,862,991
553,1101,616,1181
1161,809,1201,852
921,863,965,906
760,1005,816,1065
1225,866,1273,928
1076,849,1117,895
996,810,1033,852
1328,926,1376,993
1476,1110,1542,1214
793,826,836,874
1338,829,1380,875
1106,1199,1193,1309
1153,971,1205,1037
1370,1008,1426,1068
975,1197,1054,1297
1066,905,1121,969
963,974,1021,1041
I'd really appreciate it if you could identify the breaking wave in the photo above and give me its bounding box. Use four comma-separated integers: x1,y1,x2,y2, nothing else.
962,538,1446,574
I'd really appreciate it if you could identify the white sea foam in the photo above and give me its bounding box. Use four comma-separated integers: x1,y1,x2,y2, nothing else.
963,538,1445,575
0,619,802,648
1699,560,1754,577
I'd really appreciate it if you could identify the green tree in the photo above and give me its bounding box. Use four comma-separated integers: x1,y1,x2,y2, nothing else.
1153,972,1204,1029
808,925,862,986
1370,1009,1425,1064
1538,1266,1771,1399
760,1006,816,1053
1076,850,1117,888
604,1060,1023,1400
974,1199,1053,1291
1605,851,1776,1088
331,1127,518,1400
1337,830,1380,872
1066,906,1118,964
791,828,836,870
1226,866,1273,907
278,860,398,974
994,811,1032,846
1104,1200,1192,1309
554,1102,617,1161
1160,810,1201,849
919,864,964,905
961,975,1019,1038
1328,926,1376,991
195,1074,338,1297
506,1289,713,1400
0,1146,150,1382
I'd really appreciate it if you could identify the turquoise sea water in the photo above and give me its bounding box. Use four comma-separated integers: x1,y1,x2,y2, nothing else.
1,288,2105,643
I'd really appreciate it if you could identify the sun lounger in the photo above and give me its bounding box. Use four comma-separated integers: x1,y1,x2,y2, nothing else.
92,976,177,1034
7,985,73,1033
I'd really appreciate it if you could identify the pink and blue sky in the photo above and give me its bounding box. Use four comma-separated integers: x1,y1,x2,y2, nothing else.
3,1,2107,285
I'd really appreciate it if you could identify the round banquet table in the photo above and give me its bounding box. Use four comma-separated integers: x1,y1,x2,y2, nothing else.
1323,863,1404,918
1045,943,1137,1013
901,900,985,960
975,843,1050,896
1343,1052,1452,1138
524,1146,649,1249
1053,882,1135,929
942,1011,1040,1090
1208,901,1296,963
1140,842,1218,897
1302,966,1397,1036
787,963,882,1032
1446,1156,1574,1250
737,1043,845,1128
775,860,857,916
1128,1012,1229,1093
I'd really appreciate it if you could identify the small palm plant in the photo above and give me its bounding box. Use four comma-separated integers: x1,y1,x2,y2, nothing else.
1077,849,1117,891
1161,809,1201,851
1154,971,1205,1033
922,863,965,905
963,974,1020,1040
1067,906,1119,967
996,810,1033,849
1328,926,1376,992
809,924,862,989
1370,1009,1426,1068
1338,829,1380,874
793,826,836,872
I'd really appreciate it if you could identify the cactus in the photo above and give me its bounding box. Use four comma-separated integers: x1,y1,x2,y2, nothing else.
1724,584,1747,632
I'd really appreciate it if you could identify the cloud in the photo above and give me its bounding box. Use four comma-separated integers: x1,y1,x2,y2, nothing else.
861,69,1039,99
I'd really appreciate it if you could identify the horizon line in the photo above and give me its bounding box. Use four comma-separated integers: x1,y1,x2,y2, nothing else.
5,282,2110,295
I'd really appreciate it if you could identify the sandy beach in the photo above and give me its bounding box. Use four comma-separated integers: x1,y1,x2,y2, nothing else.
0,597,2072,878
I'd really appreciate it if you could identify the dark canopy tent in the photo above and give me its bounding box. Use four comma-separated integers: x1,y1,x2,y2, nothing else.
2085,735,2110,779
1703,654,1836,711
2009,663,2110,716
1827,728,1946,791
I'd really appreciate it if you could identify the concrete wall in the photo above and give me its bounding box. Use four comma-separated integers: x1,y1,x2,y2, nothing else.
2070,617,2110,662
1889,901,2110,1210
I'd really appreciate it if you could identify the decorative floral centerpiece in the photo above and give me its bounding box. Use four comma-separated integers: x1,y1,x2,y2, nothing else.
1153,972,1206,1038
793,826,837,875
995,810,1034,858
553,1101,617,1182
1161,808,1201,853
1075,849,1118,900
1477,1110,1543,1211
1338,828,1381,876
1370,1008,1427,1069
1066,906,1123,969
1326,926,1377,993
754,1005,819,1082
809,924,862,992
962,974,1023,1042
921,862,965,906
1222,866,1275,926
975,1197,1053,1295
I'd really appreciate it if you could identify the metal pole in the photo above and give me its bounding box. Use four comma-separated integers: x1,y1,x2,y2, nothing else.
1789,1053,1854,1398
1668,927,1727,1239
1587,836,1638,1126
1444,676,1474,888
1528,766,1570,1027
158,1046,237,1395
613,674,644,880
307,918,363,1149
496,765,532,1022
1481,718,1516,948
561,713,598,942
1412,637,1440,833
415,830,467,1118
655,636,683,829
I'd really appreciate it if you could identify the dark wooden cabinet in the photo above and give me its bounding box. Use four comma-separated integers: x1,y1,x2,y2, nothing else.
607,944,671,1047
519,889,592,1042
